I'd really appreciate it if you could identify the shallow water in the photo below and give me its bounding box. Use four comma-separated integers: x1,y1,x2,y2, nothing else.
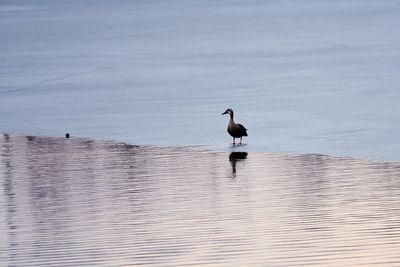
1,134,400,266
1,1,400,160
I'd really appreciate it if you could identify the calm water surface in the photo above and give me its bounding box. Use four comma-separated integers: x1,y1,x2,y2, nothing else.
1,134,400,266
2,0,400,160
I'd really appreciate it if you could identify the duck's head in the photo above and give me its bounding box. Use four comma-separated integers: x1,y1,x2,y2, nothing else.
221,108,234,116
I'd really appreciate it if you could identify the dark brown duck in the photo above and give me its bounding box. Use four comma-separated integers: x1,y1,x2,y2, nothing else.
221,108,248,144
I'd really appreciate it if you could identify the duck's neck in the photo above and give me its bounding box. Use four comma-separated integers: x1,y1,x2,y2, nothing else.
229,113,235,124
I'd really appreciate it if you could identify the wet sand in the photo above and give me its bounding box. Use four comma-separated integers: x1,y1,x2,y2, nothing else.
1,134,400,266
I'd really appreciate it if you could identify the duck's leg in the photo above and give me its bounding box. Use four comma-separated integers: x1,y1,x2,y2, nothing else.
232,137,235,145
240,137,242,144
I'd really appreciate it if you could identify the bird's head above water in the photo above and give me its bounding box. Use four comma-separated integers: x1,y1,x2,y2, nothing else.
221,108,234,117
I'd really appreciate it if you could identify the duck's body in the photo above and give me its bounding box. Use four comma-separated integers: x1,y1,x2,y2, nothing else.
222,108,248,144
227,118,247,138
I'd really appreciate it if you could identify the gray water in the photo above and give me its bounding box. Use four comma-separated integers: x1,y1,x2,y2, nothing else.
1,0,400,160
2,1,400,265
1,134,400,266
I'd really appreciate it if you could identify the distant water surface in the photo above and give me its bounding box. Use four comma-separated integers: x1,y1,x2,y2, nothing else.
1,134,400,266
1,1,400,160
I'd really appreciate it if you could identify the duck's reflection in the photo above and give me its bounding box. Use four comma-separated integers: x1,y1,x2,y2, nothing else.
229,152,248,177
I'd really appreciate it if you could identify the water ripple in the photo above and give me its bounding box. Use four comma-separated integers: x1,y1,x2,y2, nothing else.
1,134,400,266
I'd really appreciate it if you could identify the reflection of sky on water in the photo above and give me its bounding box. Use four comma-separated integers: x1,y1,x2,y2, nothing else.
1,1,400,160
1,134,400,266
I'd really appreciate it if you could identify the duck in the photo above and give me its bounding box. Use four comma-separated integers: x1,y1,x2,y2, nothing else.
221,108,248,145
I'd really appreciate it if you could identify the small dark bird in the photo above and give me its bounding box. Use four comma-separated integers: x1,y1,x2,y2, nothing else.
65,133,70,138
221,108,248,144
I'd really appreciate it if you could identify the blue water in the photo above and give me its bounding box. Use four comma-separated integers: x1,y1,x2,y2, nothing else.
1,0,400,160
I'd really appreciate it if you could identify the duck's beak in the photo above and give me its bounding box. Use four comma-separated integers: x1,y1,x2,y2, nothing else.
221,111,227,115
